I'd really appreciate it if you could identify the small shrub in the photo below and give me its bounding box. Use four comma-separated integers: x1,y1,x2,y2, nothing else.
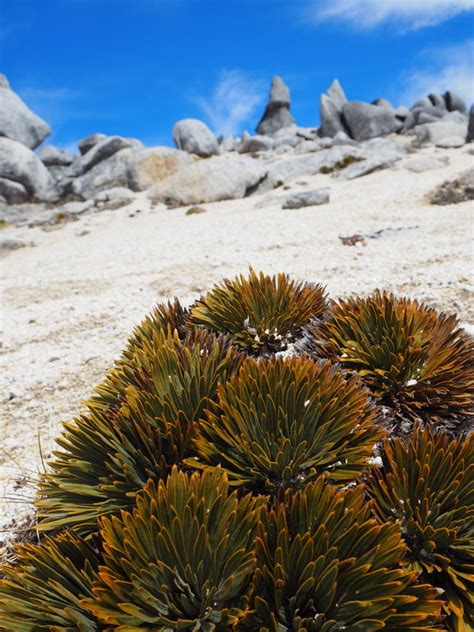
300,291,474,434
365,427,474,630
84,467,264,629
189,268,327,354
37,329,243,536
242,478,443,630
0,532,102,630
190,356,382,493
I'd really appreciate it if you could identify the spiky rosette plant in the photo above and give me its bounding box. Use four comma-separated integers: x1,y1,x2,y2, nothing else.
190,356,383,493
189,268,327,354
241,477,443,631
84,467,264,630
300,291,474,434
365,427,474,630
0,532,102,630
36,328,243,536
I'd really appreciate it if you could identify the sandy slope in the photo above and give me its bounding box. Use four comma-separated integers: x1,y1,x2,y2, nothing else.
0,143,473,539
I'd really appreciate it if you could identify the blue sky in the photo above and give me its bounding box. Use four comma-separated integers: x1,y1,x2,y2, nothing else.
1,0,473,149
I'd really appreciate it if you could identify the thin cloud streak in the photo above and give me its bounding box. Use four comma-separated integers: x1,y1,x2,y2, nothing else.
193,70,265,138
306,0,474,31
397,39,474,107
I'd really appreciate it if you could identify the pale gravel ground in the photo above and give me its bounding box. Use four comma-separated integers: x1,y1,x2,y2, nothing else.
0,143,473,540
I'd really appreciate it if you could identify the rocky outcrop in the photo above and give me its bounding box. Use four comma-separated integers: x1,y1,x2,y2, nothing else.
342,102,400,141
0,75,51,149
256,76,295,135
78,133,107,155
79,135,140,173
467,105,474,143
72,146,194,199
318,79,348,138
172,119,219,157
413,119,468,147
147,155,267,207
39,145,74,166
0,138,55,202
281,188,330,209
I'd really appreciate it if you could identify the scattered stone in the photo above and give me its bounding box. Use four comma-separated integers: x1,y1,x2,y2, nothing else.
148,155,267,207
0,138,56,202
0,178,28,204
72,146,193,199
80,136,137,173
172,118,219,157
0,75,51,149
94,187,136,203
60,200,94,215
186,205,207,215
0,237,32,252
444,91,467,114
429,168,474,205
413,120,467,146
342,102,399,141
76,229,90,236
239,135,275,153
435,137,465,149
256,76,295,135
404,156,447,173
39,145,74,166
78,133,107,155
281,188,330,209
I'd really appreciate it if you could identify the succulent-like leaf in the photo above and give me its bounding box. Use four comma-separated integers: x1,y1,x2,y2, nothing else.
0,531,103,631
190,268,327,354
300,291,474,434
190,356,383,492
84,467,264,630
365,427,474,630
242,478,443,631
36,329,243,536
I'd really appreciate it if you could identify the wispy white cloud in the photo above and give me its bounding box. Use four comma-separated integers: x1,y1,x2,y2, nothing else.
193,70,265,137
397,39,474,107
306,0,474,31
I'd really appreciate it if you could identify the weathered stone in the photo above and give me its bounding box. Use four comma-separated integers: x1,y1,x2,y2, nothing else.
172,118,219,157
39,145,74,166
0,137,56,201
238,135,275,153
467,105,474,142
319,93,346,138
147,155,267,207
80,136,136,173
256,76,295,135
326,79,347,110
404,157,446,173
435,137,465,148
413,120,467,146
428,93,446,109
94,187,136,202
372,98,394,109
0,78,51,149
444,91,467,114
0,178,28,204
334,138,405,180
281,188,330,209
72,146,194,199
78,133,107,155
342,102,400,141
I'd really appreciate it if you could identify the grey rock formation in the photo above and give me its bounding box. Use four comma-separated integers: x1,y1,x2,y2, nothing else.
444,91,467,114
172,118,219,157
428,93,446,109
342,102,399,141
372,98,394,110
78,133,107,155
319,80,348,138
334,138,405,180
0,137,56,202
404,156,447,173
39,145,74,166
430,168,474,205
0,76,51,149
281,188,330,209
256,76,295,135
72,146,194,199
413,120,467,146
80,135,136,173
467,105,474,142
0,178,28,204
147,155,267,207
238,135,275,153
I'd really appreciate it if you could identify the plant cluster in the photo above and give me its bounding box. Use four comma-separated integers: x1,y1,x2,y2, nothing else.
1,270,472,631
